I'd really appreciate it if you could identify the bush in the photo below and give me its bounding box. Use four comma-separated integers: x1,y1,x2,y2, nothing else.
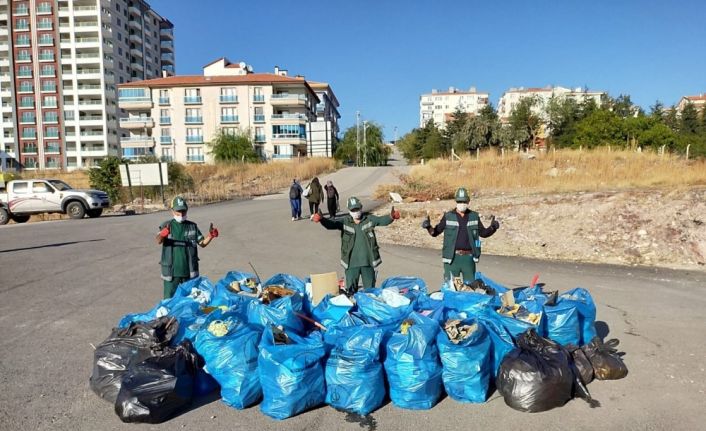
88,156,123,203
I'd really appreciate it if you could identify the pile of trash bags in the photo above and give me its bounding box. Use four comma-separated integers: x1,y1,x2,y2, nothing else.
90,271,628,423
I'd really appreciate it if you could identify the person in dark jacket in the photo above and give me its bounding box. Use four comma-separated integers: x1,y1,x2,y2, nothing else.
324,180,340,217
156,196,218,299
289,179,303,221
305,177,324,218
422,187,499,283
313,196,401,294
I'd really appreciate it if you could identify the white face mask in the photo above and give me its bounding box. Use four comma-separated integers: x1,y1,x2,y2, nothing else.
173,214,186,223
350,210,362,220
456,203,468,213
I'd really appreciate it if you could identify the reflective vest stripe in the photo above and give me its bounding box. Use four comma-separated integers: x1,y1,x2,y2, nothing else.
446,220,460,226
340,259,349,269
343,225,355,234
361,222,373,231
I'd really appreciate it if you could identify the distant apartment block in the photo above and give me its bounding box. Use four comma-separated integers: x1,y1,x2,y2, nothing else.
676,94,706,113
118,57,340,163
0,0,173,171
419,86,489,128
497,86,605,123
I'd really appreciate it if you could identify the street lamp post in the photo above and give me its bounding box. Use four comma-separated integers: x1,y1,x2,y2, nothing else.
363,120,368,167
356,111,360,167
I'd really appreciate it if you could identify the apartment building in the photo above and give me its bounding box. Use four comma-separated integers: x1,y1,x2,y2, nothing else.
0,0,173,171
419,87,489,128
497,86,604,123
676,94,706,113
308,81,340,157
118,58,322,163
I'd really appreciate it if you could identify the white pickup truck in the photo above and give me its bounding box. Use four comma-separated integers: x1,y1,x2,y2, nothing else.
0,178,110,225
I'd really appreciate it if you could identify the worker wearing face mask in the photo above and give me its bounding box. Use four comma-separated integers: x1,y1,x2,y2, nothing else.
312,196,400,294
156,196,219,299
422,187,499,283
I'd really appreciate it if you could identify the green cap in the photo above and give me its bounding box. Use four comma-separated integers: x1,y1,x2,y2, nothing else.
347,196,362,210
171,196,188,211
454,187,470,203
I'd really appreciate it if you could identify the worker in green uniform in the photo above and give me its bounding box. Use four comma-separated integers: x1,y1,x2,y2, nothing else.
422,187,499,284
313,196,400,294
156,196,219,299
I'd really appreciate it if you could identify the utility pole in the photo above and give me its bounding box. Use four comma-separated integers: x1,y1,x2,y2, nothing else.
363,120,368,167
393,126,398,145
356,111,360,167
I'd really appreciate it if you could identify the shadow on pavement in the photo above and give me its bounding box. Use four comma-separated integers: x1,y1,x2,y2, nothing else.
0,238,105,253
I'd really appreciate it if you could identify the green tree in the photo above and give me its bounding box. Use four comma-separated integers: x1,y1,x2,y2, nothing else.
207,129,259,163
680,102,700,134
664,107,679,132
508,96,541,149
88,155,123,203
573,109,626,148
334,122,389,166
397,128,423,161
610,94,635,118
649,100,664,123
547,96,581,147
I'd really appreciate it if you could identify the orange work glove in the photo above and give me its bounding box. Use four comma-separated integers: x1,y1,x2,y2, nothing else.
159,225,170,238
209,223,219,238
391,206,401,220
312,213,322,223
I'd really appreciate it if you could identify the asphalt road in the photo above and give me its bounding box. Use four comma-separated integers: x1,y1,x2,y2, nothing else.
1,159,705,431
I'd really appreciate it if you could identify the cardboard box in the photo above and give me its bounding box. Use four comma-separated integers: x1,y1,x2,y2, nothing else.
310,272,339,306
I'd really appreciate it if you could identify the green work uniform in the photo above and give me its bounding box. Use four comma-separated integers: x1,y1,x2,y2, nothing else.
159,219,203,299
320,213,393,293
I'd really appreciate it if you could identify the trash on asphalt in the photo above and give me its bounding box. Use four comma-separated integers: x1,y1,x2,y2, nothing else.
91,271,624,422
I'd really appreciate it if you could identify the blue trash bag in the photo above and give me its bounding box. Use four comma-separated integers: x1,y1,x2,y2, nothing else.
414,294,445,323
543,301,581,346
384,313,444,410
246,293,304,334
262,273,307,296
380,276,428,295
118,299,171,328
437,317,493,403
172,276,216,306
476,272,510,294
442,290,495,314
193,311,263,409
559,288,597,345
194,368,220,397
354,288,414,325
212,270,259,307
258,328,327,420
325,325,385,415
472,311,517,377
312,294,354,328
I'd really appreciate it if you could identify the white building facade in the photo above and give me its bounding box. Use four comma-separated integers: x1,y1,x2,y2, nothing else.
0,0,173,171
419,86,489,128
676,94,706,113
118,58,324,163
497,86,605,123
308,81,339,157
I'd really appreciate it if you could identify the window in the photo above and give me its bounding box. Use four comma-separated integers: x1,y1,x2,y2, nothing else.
18,65,32,77
272,124,306,138
44,112,59,123
16,18,30,30
222,127,237,135
20,96,34,108
22,127,36,139
37,18,53,30
186,147,203,162
40,65,55,77
118,88,147,99
45,126,59,138
184,89,201,104
19,81,33,92
39,49,54,61
186,128,202,143
12,182,29,194
185,108,202,123
220,87,237,103
41,80,56,92
221,107,237,123
16,34,30,46
37,2,52,14
254,107,264,122
33,181,51,193
159,108,170,124
253,87,264,102
161,148,172,161
38,34,53,45
20,112,35,123
118,47,122,55
17,49,31,61
43,96,58,108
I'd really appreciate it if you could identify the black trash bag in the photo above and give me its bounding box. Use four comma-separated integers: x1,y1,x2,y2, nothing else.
115,340,198,424
583,337,628,380
566,344,594,385
90,317,178,403
497,329,590,412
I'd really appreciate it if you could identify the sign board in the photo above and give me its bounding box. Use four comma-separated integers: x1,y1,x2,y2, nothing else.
309,272,339,306
119,163,169,187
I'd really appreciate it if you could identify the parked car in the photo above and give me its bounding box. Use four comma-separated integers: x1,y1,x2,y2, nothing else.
0,178,110,225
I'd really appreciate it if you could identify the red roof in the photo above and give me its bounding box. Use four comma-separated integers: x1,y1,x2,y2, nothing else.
686,94,706,101
120,73,310,88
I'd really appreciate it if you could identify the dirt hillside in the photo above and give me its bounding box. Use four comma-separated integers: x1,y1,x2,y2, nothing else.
373,188,706,271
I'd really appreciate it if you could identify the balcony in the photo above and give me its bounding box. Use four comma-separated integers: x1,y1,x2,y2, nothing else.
37,5,53,15
219,95,238,104
253,95,265,103
254,135,266,143
184,116,203,124
160,41,174,51
128,19,142,31
185,136,203,144
270,93,307,107
43,115,59,124
14,8,29,16
184,96,202,105
45,145,61,154
186,154,204,163
160,28,174,39
37,22,53,31
120,117,154,129
16,55,32,63
118,96,152,110
23,146,38,154
129,34,142,44
130,48,143,58
160,136,172,144
159,116,171,125
161,54,175,65
129,5,142,16
220,115,238,123
38,53,55,62
159,97,170,105
272,133,306,144
19,116,36,124
131,61,144,71
271,113,308,123
18,86,34,94
38,37,54,47
121,135,155,149
15,38,31,47
253,115,265,123
73,21,99,31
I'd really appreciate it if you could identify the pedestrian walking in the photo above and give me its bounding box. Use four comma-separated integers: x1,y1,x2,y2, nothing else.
305,177,324,219
324,180,340,217
156,196,219,299
422,187,499,284
289,178,303,221
313,196,401,294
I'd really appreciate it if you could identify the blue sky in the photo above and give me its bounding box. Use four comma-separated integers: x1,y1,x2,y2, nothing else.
153,0,706,138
